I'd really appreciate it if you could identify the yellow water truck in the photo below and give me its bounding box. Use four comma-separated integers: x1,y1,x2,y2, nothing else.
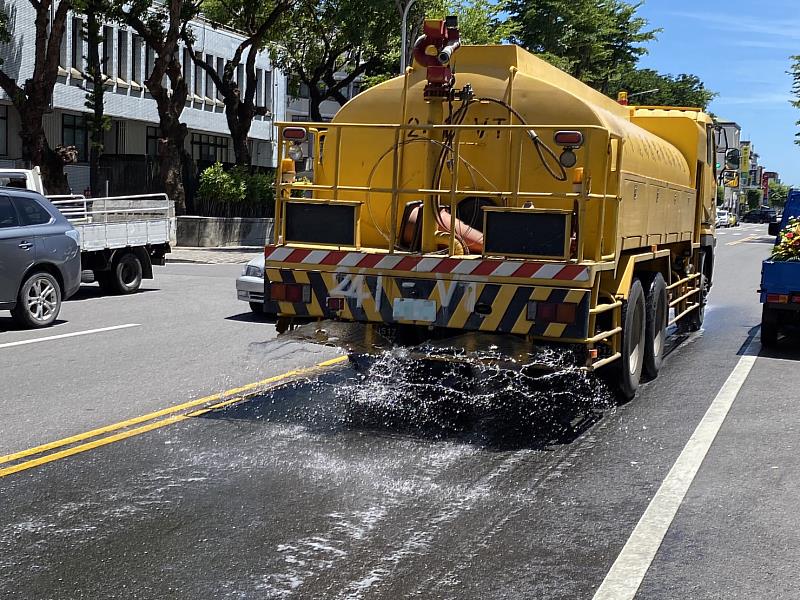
264,18,716,398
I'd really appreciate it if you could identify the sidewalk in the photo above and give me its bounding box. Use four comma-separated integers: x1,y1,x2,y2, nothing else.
167,246,262,265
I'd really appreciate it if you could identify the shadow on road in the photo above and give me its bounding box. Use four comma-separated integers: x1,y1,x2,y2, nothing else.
225,311,277,324
0,318,68,334
202,359,615,451
67,285,160,302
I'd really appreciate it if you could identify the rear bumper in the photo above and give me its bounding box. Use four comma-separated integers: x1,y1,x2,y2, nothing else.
264,268,591,341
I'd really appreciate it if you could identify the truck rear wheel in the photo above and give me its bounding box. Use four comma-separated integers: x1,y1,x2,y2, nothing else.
617,279,646,401
761,305,780,348
643,273,668,379
110,252,143,294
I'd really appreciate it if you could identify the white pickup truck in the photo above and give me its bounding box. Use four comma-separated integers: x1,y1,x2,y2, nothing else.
0,167,175,293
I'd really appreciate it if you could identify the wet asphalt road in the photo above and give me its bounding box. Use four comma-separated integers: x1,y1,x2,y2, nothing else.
2,224,797,599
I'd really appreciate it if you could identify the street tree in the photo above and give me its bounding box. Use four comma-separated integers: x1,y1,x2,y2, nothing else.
0,1,73,193
184,0,293,166
269,0,399,121
503,0,658,93
768,181,791,208
116,0,199,214
610,68,717,109
81,0,114,196
791,55,800,146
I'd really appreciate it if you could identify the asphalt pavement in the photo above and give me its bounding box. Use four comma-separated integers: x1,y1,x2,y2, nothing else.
2,223,798,599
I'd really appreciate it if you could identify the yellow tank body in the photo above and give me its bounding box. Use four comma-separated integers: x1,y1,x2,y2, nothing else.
315,45,702,256
266,38,715,391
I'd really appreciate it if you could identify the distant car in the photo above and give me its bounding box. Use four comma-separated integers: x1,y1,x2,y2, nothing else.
742,207,777,223
728,212,738,227
716,209,730,228
237,255,265,313
0,188,81,328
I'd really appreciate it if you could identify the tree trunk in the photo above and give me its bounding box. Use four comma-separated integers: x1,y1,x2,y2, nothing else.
19,109,69,194
157,119,188,215
308,86,324,122
86,6,105,197
225,101,252,167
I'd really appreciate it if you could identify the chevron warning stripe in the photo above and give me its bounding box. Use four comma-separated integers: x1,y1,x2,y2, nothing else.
264,245,590,282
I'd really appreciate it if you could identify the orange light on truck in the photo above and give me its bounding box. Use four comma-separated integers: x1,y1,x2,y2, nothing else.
527,301,577,324
269,282,311,303
282,127,308,142
554,131,584,147
767,293,789,304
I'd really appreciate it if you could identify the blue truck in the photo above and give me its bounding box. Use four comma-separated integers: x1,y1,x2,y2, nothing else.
760,190,800,346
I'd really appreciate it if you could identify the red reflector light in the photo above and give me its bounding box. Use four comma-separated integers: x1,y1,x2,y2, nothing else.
556,303,577,323
327,297,345,311
554,130,584,147
269,283,310,303
792,295,800,304
529,301,578,324
270,283,287,301
767,294,789,304
282,127,308,142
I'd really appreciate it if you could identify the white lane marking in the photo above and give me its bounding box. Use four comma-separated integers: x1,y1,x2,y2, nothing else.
592,337,758,600
0,324,141,350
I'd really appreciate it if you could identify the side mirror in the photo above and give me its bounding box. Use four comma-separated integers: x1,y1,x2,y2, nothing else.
725,148,741,170
768,222,781,236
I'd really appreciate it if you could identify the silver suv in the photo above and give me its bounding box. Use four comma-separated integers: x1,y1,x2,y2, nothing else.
0,189,81,328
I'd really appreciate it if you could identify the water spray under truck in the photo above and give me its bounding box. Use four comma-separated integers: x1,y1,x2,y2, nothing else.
262,17,717,399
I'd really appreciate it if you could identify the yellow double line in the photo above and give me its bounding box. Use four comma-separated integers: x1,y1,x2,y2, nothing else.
726,234,759,246
0,356,347,478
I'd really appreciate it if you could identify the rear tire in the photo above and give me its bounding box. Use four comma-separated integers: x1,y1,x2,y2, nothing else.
761,305,779,348
617,279,646,401
11,271,62,328
110,252,143,294
643,273,668,380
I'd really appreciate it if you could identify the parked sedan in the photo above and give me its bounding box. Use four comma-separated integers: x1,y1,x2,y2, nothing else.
0,188,81,327
237,255,265,313
716,209,730,228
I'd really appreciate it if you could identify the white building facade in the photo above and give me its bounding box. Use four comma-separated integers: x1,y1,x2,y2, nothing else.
0,6,286,194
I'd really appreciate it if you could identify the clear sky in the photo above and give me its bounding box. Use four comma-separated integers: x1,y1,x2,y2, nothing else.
635,1,799,185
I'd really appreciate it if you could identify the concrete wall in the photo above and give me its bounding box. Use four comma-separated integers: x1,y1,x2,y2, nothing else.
176,216,274,247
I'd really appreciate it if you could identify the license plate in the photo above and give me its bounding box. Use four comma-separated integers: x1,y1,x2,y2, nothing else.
392,298,437,322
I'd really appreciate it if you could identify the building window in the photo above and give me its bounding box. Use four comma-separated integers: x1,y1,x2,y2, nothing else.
117,30,128,81
205,54,214,98
102,26,114,76
264,70,272,108
255,68,263,107
146,126,160,157
0,105,7,156
131,35,141,83
191,133,229,163
236,65,244,90
71,17,83,72
216,57,224,100
62,114,88,161
194,60,203,96
145,43,155,82
183,48,191,90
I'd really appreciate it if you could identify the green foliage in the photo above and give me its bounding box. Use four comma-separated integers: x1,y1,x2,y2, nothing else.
610,68,717,109
197,162,276,217
770,217,800,262
791,55,800,147
768,181,792,208
269,0,399,119
746,188,763,210
421,0,515,45
504,0,658,92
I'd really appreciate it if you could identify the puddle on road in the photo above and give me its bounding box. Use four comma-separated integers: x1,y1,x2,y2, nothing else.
213,335,616,450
